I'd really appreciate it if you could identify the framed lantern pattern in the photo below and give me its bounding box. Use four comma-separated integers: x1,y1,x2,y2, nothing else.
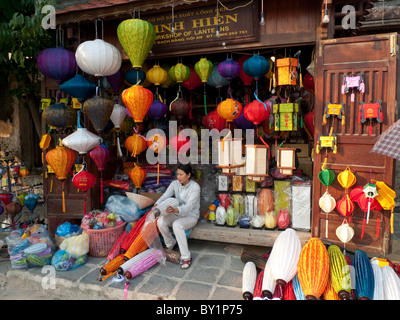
245,144,269,182
277,148,296,176
217,138,244,175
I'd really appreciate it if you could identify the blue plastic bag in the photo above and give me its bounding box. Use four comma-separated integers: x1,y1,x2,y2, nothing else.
55,222,82,237
105,195,142,223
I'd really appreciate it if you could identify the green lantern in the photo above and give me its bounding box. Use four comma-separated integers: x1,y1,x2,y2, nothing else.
195,57,213,115
168,63,190,83
318,168,335,187
117,19,156,70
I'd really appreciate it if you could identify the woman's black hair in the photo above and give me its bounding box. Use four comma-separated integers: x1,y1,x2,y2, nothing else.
177,163,192,177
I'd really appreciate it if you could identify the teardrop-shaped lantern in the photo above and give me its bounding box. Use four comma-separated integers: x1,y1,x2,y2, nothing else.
318,168,335,187
319,190,336,213
37,47,76,83
328,245,351,300
338,166,356,189
24,193,39,213
204,109,226,132
90,143,110,203
117,19,156,70
207,62,229,89
125,134,147,157
217,98,243,123
83,96,114,134
168,63,191,83
147,100,168,120
335,220,355,245
170,134,191,154
146,64,168,86
129,165,147,189
372,263,384,300
122,85,153,124
110,104,127,129
244,100,270,125
170,98,190,119
182,65,202,90
59,74,97,103
42,103,76,129
237,55,253,86
353,250,375,300
46,144,77,181
125,68,146,85
336,195,355,217
242,261,257,300
62,127,100,155
72,167,96,214
269,228,302,297
297,238,330,300
218,58,240,81
75,39,122,77
382,265,400,300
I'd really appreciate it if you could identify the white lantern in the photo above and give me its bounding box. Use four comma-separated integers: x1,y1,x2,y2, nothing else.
335,221,354,245
110,103,127,157
268,228,302,296
262,256,276,299
371,263,384,300
217,137,244,175
62,128,100,155
242,261,257,300
245,144,269,182
215,205,226,226
75,39,122,77
382,265,400,300
277,147,296,175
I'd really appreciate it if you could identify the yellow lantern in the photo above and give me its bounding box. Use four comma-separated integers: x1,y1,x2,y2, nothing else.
125,134,147,157
217,98,243,123
146,64,167,86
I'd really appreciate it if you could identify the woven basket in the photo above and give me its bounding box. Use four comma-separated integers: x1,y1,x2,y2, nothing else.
82,222,127,257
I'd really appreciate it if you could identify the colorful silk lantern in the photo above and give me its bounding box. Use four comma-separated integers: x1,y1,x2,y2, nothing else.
125,68,146,85
122,85,153,125
217,98,243,123
269,228,302,298
218,58,240,81
168,63,191,83
72,166,96,214
75,39,122,77
37,47,76,83
207,62,229,90
42,103,76,129
244,100,270,125
205,109,227,132
106,69,124,93
89,143,110,203
195,57,214,115
237,55,253,87
24,193,39,214
328,245,351,300
82,96,114,134
147,131,167,185
117,19,156,69
147,100,168,120
45,141,77,212
243,54,269,81
59,74,97,103
297,238,330,300
353,250,375,300
125,134,147,157
19,166,29,186
182,65,202,90
61,127,100,155
170,133,191,154
129,165,147,190
170,98,190,120
110,103,127,157
146,64,168,86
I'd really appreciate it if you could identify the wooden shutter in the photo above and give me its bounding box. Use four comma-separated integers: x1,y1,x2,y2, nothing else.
312,33,398,255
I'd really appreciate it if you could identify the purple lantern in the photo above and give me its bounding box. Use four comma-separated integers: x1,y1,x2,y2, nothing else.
218,58,240,81
106,69,124,93
234,108,257,130
148,100,168,120
37,47,76,83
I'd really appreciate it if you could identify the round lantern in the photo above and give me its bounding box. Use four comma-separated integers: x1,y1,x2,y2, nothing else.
244,100,270,125
129,165,147,189
182,65,202,90
217,98,243,123
168,63,191,83
147,132,168,153
218,58,240,81
194,58,213,83
204,109,226,132
237,55,253,86
336,220,355,246
303,73,315,93
336,195,355,218
148,100,168,120
207,62,229,89
37,47,76,83
90,143,110,203
338,166,356,190
117,19,156,69
83,96,114,134
59,74,97,103
170,98,190,119
268,228,302,298
125,68,146,85
106,69,124,93
75,39,122,77
170,134,191,154
125,134,147,157
146,64,168,86
353,250,375,300
42,103,76,129
122,85,153,124
243,54,270,81
318,168,335,187
297,238,330,300
233,110,256,130
72,167,96,214
319,191,336,213
6,201,22,217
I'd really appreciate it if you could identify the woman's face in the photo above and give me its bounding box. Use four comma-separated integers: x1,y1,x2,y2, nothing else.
177,169,190,185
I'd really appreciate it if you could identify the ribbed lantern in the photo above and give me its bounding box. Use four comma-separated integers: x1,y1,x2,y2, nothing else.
372,263,384,300
61,127,100,155
297,238,330,300
170,98,190,119
243,54,270,81
129,165,147,189
125,134,147,157
72,167,96,214
168,63,191,83
59,74,97,103
147,100,168,120
242,261,257,300
83,96,114,134
75,39,122,77
218,58,240,81
146,64,168,86
328,245,351,300
353,250,375,300
217,98,243,123
42,103,76,129
262,257,276,299
37,47,76,83
382,265,400,300
117,19,156,70
89,143,110,203
122,85,153,124
268,228,302,298
244,100,271,125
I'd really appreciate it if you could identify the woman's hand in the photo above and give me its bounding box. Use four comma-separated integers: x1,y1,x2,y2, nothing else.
166,206,178,214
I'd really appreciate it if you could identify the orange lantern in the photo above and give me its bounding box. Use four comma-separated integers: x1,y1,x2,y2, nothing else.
122,85,153,125
297,238,330,300
217,98,243,124
129,165,147,189
19,166,29,186
45,140,77,212
125,134,147,157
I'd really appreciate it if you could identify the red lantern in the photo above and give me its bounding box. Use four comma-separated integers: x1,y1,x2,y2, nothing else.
171,98,190,120
304,110,315,136
204,109,226,132
89,144,110,204
244,100,271,125
237,55,253,87
336,195,355,218
72,168,96,214
303,73,315,93
170,134,191,154
128,165,147,189
181,65,202,90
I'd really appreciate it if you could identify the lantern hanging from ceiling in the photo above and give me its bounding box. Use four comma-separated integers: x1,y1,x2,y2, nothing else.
297,238,330,300
335,220,355,253
218,58,240,82
83,96,114,134
117,19,156,70
244,144,269,182
168,63,191,84
353,250,375,300
363,182,379,225
72,165,96,214
243,54,270,82
75,39,122,77
233,108,257,130
129,165,147,190
24,193,39,214
125,134,147,157
89,143,110,203
59,74,97,103
237,55,253,87
328,245,352,300
207,62,229,104
37,47,76,83
146,64,168,86
170,98,190,121
338,166,356,190
268,228,302,298
61,126,100,155
182,65,202,90
148,100,168,120
244,100,271,125
217,98,243,124
125,68,146,86
106,69,124,93
45,140,77,212
204,109,226,132
42,103,76,130
122,85,153,126
170,133,191,155
110,103,127,157
195,57,214,115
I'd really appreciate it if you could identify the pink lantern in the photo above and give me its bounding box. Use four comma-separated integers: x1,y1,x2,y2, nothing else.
170,134,191,154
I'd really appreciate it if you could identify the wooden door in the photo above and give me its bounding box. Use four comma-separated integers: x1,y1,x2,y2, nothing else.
312,33,398,255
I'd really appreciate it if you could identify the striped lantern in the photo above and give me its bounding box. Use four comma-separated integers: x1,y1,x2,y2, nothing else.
353,250,375,300
242,261,257,300
261,257,276,299
61,127,100,155
382,265,400,300
327,245,351,300
82,96,114,134
128,165,147,189
297,238,330,300
117,19,156,70
372,263,384,300
122,85,153,124
125,134,147,157
323,278,340,300
37,47,76,83
195,57,214,115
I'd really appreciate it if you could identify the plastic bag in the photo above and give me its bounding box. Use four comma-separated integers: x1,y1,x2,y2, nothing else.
140,209,166,265
59,232,89,258
51,249,87,271
55,222,82,237
105,195,141,223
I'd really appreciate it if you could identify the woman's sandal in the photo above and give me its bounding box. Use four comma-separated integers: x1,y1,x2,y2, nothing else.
181,259,191,269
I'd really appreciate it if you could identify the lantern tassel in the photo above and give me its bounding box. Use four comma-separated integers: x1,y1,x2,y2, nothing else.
157,162,160,185
376,215,380,238
62,180,66,213
124,281,130,300
189,92,193,120
391,208,394,234
101,172,104,204
203,83,207,115
361,212,366,239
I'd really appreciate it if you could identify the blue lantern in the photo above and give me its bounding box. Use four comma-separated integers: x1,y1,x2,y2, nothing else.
125,68,146,85
24,193,39,213
59,74,97,103
207,63,229,89
243,54,269,81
